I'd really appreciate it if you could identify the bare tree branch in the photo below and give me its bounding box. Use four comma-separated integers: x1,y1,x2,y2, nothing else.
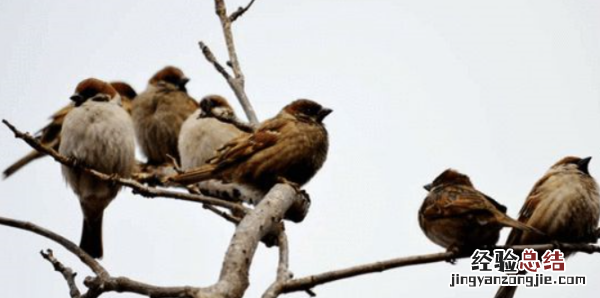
214,0,244,87
82,276,200,298
275,231,290,280
279,242,600,295
41,249,82,298
0,182,303,298
198,108,255,133
262,230,292,298
198,42,232,80
199,0,259,124
229,0,257,22
203,204,242,225
2,119,248,215
212,184,303,297
0,216,109,278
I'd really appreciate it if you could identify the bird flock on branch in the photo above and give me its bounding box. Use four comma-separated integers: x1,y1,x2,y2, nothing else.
2,65,599,298
2,1,600,296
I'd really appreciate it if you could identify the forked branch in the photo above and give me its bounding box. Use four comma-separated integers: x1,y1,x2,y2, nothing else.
199,0,259,124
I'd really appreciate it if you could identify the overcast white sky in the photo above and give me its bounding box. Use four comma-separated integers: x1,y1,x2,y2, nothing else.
1,0,599,297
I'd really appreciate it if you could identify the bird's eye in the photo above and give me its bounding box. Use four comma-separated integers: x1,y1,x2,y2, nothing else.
304,106,318,115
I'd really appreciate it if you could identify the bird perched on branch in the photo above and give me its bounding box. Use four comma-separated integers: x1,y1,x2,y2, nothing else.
59,78,136,258
495,156,600,298
3,82,136,179
178,95,246,171
419,169,540,253
110,81,138,114
171,99,332,193
132,66,198,165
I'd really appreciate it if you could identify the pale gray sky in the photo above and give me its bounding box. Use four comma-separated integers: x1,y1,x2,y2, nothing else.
1,0,599,297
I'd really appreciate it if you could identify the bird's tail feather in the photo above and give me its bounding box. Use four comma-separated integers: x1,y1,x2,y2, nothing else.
80,216,103,259
497,215,544,235
495,285,517,298
3,150,45,179
170,165,215,185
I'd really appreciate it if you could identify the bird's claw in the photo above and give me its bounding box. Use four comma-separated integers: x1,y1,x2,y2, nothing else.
277,177,302,193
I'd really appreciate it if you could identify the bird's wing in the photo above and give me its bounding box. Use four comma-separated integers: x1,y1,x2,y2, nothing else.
505,174,550,245
171,117,289,184
37,103,73,145
421,186,496,219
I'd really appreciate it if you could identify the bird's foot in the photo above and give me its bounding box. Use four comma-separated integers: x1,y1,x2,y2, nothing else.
277,177,302,193
445,245,463,264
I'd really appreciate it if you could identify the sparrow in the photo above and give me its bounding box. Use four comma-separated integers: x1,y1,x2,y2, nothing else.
109,81,137,114
419,169,540,253
178,95,246,171
171,99,332,193
59,78,136,258
131,66,198,165
495,156,600,298
3,82,137,179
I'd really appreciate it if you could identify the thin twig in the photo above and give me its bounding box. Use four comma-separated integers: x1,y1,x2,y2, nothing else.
215,0,243,84
262,230,291,298
2,119,248,215
276,231,290,280
199,42,231,80
229,0,257,22
41,249,82,298
198,110,255,133
83,276,199,298
0,216,108,278
188,186,243,225
0,216,203,298
199,0,258,124
279,242,600,295
204,204,242,225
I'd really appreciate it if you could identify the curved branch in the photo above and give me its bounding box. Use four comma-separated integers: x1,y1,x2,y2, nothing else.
213,184,302,297
261,230,291,298
0,215,205,298
2,119,247,215
0,216,108,278
83,276,201,298
229,0,257,22
41,249,82,298
279,242,600,295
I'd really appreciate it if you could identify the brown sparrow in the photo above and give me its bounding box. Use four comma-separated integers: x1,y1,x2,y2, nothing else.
495,156,600,298
59,78,136,258
419,169,540,253
178,95,246,171
3,82,136,178
131,66,198,165
171,99,332,193
109,81,137,114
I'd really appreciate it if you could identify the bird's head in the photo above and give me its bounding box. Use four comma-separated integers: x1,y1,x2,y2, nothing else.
70,78,118,107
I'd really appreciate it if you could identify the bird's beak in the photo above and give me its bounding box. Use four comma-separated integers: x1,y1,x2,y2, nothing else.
578,156,592,175
180,77,190,87
178,77,190,92
423,183,432,191
317,108,333,122
70,93,84,106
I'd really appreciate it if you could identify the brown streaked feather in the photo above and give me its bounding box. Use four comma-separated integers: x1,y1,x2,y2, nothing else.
209,121,284,168
3,150,45,178
3,103,72,178
171,104,329,191
421,186,500,219
172,119,286,184
420,170,543,252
